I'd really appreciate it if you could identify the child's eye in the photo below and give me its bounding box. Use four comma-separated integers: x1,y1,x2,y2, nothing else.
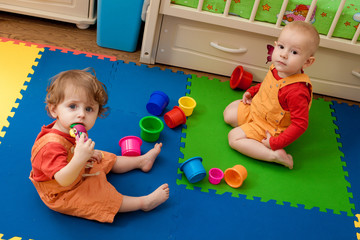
291,50,298,55
69,104,76,110
278,45,284,49
86,107,93,112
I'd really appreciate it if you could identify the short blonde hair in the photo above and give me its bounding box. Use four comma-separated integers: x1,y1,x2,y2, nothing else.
45,68,109,118
282,21,320,55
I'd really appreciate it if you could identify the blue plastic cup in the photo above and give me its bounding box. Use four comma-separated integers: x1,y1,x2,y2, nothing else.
180,157,206,183
146,91,170,116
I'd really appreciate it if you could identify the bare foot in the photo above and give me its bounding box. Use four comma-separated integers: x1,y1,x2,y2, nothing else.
142,183,169,212
140,143,162,172
274,149,294,169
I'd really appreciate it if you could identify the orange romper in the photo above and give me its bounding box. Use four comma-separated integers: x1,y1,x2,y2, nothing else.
238,65,312,142
29,132,123,223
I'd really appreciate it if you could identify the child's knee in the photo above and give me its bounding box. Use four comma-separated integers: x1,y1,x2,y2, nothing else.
228,127,244,148
223,109,231,124
224,109,237,126
228,131,236,148
224,100,242,126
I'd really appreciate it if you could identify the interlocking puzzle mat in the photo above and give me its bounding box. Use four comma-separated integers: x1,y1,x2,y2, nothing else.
0,38,190,240
331,102,360,239
0,38,358,239
179,74,352,214
178,75,359,239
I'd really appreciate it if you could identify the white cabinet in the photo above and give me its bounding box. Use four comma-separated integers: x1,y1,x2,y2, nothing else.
155,15,360,101
0,0,96,29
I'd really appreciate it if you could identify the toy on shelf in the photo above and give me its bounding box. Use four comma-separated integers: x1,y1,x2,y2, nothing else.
69,123,88,141
180,157,206,183
139,116,164,142
230,65,253,90
119,136,142,156
208,168,224,185
224,164,248,188
178,96,196,116
146,91,169,116
164,106,187,128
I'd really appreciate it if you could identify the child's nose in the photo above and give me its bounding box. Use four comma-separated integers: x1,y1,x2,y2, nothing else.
280,51,288,59
77,108,86,118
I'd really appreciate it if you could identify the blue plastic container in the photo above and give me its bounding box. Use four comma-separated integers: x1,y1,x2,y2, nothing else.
97,0,144,52
180,157,206,183
146,91,170,116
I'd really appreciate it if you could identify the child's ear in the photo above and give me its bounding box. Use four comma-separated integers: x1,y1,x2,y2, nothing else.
48,104,58,118
303,56,315,69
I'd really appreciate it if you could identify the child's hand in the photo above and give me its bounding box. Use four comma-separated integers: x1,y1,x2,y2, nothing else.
261,131,272,148
54,134,96,187
89,150,103,164
242,92,252,104
74,133,95,165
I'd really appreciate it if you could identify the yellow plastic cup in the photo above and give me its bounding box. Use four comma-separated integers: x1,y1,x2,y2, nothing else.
224,165,248,188
178,96,196,117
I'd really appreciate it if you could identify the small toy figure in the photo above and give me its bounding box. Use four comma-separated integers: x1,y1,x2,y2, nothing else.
280,4,316,25
69,123,88,141
266,44,274,64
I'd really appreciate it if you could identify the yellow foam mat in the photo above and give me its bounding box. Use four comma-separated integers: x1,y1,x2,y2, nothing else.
0,40,43,143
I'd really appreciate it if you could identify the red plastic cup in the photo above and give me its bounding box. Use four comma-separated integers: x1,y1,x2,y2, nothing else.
230,66,253,90
164,106,187,128
119,136,142,156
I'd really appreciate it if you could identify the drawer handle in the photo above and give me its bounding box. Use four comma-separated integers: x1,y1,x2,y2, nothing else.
210,42,247,53
352,70,360,78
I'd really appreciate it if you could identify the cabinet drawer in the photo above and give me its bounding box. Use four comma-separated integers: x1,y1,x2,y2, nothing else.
156,15,272,81
0,0,91,18
156,15,360,101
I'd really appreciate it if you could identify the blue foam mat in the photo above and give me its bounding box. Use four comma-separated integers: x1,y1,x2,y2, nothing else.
331,102,360,212
0,48,358,239
0,49,189,239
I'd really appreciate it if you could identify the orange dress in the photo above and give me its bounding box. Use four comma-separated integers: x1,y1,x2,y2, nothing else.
238,65,312,142
29,131,123,223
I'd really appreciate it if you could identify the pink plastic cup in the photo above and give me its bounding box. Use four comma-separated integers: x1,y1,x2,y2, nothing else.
230,66,253,90
164,106,187,128
208,168,224,185
119,136,142,156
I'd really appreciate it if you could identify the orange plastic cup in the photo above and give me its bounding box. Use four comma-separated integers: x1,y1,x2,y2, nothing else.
224,164,248,188
230,66,253,90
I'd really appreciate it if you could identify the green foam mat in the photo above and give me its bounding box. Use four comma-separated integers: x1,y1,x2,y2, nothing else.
178,74,353,215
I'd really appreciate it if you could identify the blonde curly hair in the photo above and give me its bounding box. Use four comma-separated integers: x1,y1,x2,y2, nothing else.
45,68,109,118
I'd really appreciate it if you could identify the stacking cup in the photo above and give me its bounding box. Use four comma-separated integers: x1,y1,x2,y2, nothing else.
146,91,170,116
164,106,187,128
208,168,224,185
139,116,164,142
119,136,142,156
180,157,206,183
178,96,196,116
230,66,253,90
224,164,248,188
